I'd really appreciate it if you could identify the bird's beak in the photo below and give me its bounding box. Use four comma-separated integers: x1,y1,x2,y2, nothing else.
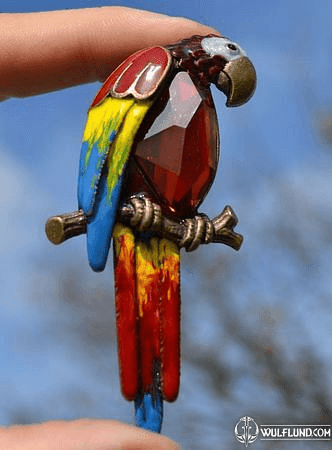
216,56,256,107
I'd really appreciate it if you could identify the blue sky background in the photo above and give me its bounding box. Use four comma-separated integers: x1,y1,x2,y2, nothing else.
1,1,332,448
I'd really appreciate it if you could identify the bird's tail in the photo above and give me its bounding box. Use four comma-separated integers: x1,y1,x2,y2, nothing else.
113,223,180,432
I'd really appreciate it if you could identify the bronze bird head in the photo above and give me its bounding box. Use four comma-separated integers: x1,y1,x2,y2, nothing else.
166,34,256,107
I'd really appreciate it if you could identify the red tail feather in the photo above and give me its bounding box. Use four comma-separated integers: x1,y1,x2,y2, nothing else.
113,224,139,401
113,224,180,402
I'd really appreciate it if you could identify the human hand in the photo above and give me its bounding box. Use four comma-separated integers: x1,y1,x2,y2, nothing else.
0,6,218,100
0,8,216,447
0,418,180,449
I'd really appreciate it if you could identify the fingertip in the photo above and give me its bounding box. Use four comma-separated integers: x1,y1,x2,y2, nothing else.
167,15,221,37
2,419,182,450
89,7,222,81
98,7,221,47
125,8,221,41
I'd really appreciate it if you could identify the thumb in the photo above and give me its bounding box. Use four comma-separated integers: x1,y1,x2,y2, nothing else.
2,419,181,450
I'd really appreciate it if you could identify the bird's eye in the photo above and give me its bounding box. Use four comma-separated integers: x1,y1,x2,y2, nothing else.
227,43,238,51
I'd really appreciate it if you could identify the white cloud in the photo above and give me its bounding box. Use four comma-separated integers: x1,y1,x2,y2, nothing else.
0,144,49,261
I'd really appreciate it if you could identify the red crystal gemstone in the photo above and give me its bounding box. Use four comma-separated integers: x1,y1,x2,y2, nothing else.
130,71,219,218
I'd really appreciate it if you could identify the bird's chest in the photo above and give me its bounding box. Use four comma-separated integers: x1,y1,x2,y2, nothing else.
125,71,220,219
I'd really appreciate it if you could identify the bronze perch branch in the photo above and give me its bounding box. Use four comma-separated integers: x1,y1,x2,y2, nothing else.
45,195,243,252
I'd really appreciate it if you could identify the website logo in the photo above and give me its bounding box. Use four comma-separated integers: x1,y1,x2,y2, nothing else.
234,416,259,447
234,417,331,446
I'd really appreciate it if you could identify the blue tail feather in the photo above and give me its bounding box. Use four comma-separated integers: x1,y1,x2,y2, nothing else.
135,392,163,433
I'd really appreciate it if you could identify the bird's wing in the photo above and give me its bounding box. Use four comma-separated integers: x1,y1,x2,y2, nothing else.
77,46,172,272
78,96,152,271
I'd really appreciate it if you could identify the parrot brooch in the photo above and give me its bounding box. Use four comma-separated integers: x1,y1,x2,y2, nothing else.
46,34,256,433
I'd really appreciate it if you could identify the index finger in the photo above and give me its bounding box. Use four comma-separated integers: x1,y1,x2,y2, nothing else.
0,7,219,99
